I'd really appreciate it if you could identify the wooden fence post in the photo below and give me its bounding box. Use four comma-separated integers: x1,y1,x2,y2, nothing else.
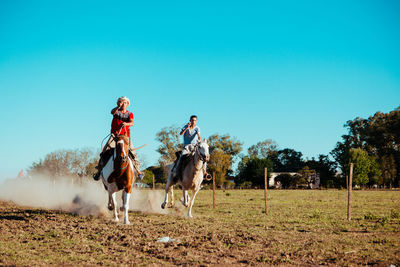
264,168,268,214
347,163,353,221
152,174,155,190
213,172,216,209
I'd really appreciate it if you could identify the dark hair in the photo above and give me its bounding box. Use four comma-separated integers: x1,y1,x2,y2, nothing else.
190,115,197,120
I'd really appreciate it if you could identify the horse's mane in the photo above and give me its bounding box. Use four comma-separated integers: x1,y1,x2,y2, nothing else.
114,134,130,143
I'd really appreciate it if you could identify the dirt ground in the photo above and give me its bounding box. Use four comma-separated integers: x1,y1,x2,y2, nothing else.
1,189,399,266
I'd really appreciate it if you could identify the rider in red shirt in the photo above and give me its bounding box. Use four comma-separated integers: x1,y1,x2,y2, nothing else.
93,96,143,180
110,106,133,136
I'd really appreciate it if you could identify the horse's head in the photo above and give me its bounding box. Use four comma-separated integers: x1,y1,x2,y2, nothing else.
115,135,130,163
197,139,210,162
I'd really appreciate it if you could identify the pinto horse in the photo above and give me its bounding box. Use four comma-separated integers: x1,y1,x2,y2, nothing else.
100,134,136,224
161,139,210,218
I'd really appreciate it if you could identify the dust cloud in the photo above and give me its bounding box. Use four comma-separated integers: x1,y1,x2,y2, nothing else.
0,175,170,217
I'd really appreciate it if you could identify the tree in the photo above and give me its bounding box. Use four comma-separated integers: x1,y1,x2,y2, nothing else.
29,148,97,180
298,166,317,188
207,134,243,183
348,148,381,187
208,134,242,158
269,148,304,172
146,166,167,184
141,169,155,186
207,148,231,186
331,106,400,187
156,125,181,166
275,173,302,189
248,139,278,158
235,156,273,188
380,154,397,188
305,155,338,188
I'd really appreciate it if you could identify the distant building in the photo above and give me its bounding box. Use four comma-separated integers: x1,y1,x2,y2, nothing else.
269,172,320,189
269,172,297,188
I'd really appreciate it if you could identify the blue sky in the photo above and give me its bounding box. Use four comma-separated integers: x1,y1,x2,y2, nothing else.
0,0,399,182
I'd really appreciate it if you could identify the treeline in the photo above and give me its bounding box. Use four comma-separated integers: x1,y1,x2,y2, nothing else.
153,130,337,189
331,106,400,188
28,148,98,182
28,106,400,189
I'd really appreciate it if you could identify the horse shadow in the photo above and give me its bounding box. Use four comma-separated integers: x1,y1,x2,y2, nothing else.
0,209,59,221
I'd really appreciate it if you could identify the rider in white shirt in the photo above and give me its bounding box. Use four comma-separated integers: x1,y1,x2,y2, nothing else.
172,115,210,180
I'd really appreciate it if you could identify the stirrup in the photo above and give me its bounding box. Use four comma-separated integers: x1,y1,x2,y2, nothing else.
203,173,212,180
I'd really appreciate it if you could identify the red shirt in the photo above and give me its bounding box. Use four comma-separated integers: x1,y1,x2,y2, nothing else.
111,110,134,137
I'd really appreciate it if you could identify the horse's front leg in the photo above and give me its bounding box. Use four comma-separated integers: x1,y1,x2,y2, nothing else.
110,192,119,222
121,191,131,225
187,187,200,218
181,189,190,207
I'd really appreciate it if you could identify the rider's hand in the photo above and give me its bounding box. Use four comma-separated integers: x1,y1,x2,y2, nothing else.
188,122,192,128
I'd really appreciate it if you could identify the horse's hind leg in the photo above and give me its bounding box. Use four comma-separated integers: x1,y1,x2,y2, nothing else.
108,194,114,210
168,186,175,208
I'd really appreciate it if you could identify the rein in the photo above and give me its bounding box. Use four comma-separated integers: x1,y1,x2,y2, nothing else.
100,133,115,151
192,143,208,172
195,143,208,162
115,139,131,172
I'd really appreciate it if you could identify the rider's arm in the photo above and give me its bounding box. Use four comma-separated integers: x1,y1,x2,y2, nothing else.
180,123,190,135
124,118,134,127
111,106,120,115
121,114,134,127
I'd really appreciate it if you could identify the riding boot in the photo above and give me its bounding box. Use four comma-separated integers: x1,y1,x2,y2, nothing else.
128,149,144,180
174,154,188,183
93,155,105,181
93,165,102,181
171,151,181,174
171,155,182,182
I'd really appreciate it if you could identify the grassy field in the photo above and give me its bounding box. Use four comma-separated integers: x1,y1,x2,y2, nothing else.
1,189,399,266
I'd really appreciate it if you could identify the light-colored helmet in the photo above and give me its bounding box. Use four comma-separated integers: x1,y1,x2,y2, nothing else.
117,96,130,106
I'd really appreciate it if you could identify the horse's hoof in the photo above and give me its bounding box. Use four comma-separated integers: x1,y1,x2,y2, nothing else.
124,220,131,225
180,200,189,207
114,218,119,222
161,202,166,209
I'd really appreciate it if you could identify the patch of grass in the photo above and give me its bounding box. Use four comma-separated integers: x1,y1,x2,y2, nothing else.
311,209,322,219
390,209,400,219
1,189,399,266
364,212,378,220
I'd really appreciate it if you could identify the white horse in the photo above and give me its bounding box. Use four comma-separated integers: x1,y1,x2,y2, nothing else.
161,139,210,218
100,135,137,224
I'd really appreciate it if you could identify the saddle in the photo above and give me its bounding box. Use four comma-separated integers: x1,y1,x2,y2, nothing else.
172,152,194,183
100,148,115,167
100,147,136,166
